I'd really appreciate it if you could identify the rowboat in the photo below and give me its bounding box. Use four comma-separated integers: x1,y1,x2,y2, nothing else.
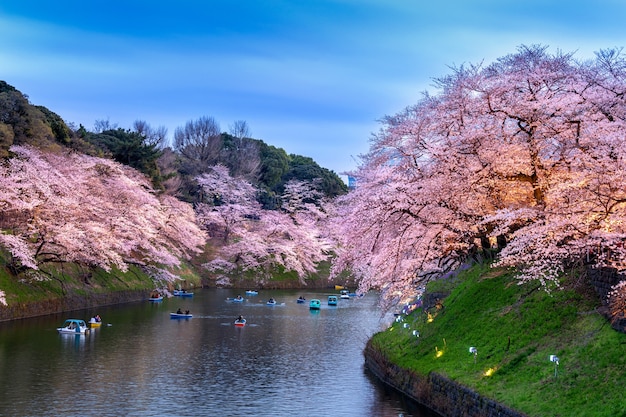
296,296,306,303
266,298,277,306
170,312,193,319
149,290,163,301
89,316,102,328
328,295,338,306
228,296,245,302
234,318,246,327
245,290,258,295
340,290,350,299
57,319,89,334
309,299,321,310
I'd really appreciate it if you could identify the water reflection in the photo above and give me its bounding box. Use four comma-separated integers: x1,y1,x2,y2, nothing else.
0,289,436,416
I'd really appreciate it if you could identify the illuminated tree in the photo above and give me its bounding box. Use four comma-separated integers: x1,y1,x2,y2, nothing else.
331,45,626,305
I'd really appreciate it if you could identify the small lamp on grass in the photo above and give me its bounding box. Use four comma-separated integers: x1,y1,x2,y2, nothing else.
469,346,477,363
549,355,559,377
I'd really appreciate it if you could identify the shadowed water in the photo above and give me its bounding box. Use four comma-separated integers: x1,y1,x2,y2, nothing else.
0,289,437,416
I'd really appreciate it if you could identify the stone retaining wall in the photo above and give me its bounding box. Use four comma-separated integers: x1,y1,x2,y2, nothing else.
0,290,149,322
587,267,626,332
363,340,529,417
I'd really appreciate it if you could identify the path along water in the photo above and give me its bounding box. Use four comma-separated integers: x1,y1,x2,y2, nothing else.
0,288,439,416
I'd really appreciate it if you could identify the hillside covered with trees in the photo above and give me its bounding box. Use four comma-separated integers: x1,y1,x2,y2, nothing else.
2,45,626,330
0,80,347,309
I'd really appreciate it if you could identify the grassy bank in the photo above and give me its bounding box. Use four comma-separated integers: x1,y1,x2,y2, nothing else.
371,264,626,417
0,248,203,313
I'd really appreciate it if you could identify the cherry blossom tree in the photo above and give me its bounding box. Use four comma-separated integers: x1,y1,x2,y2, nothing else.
0,146,205,277
331,45,626,306
196,167,332,284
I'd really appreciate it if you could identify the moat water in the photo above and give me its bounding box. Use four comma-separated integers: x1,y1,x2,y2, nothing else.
0,288,439,416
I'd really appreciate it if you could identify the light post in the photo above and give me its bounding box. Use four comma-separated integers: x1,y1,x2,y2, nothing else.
549,355,559,377
469,346,477,364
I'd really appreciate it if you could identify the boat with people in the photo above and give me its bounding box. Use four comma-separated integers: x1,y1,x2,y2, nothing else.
170,308,192,319
148,291,163,301
245,290,258,295
234,316,246,327
309,299,321,310
296,296,306,304
266,298,277,306
328,295,338,306
174,289,193,297
228,295,245,302
89,315,102,328
340,290,350,299
57,319,90,334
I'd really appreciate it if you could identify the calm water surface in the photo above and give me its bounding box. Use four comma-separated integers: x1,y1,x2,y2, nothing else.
0,289,438,416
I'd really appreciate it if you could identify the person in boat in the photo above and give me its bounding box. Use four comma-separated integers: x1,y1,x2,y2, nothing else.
95,314,101,322
298,296,306,301
237,315,244,322
268,298,275,303
176,308,183,314
185,310,190,315
236,295,243,300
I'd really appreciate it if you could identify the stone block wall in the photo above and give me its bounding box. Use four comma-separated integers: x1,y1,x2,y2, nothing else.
363,340,529,417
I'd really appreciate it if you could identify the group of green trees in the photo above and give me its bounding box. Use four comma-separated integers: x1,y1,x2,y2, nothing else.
0,81,347,210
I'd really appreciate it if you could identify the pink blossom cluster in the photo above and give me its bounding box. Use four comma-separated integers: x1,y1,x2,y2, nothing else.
330,46,626,304
195,166,332,284
0,146,205,277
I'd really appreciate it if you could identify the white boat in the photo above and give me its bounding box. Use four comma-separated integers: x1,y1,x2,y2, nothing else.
57,319,89,334
170,312,193,319
340,290,350,299
245,290,258,295
266,298,277,306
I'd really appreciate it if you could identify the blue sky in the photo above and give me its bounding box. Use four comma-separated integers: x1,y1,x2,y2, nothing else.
2,1,626,177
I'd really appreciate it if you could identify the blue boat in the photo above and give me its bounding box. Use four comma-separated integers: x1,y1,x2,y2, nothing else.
173,290,193,297
309,299,321,310
245,290,258,295
296,296,306,303
266,298,277,306
328,295,338,306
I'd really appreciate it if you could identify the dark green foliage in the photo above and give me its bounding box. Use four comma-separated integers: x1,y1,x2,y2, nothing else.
259,142,290,188
85,128,163,187
0,81,91,156
0,81,54,148
283,154,348,197
35,105,72,144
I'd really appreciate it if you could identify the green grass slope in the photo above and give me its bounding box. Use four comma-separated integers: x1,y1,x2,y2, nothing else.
371,264,626,417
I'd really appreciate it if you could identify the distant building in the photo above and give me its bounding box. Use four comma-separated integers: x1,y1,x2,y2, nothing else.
348,176,357,189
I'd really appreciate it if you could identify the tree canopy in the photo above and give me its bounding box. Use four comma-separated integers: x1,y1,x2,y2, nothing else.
331,45,626,304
